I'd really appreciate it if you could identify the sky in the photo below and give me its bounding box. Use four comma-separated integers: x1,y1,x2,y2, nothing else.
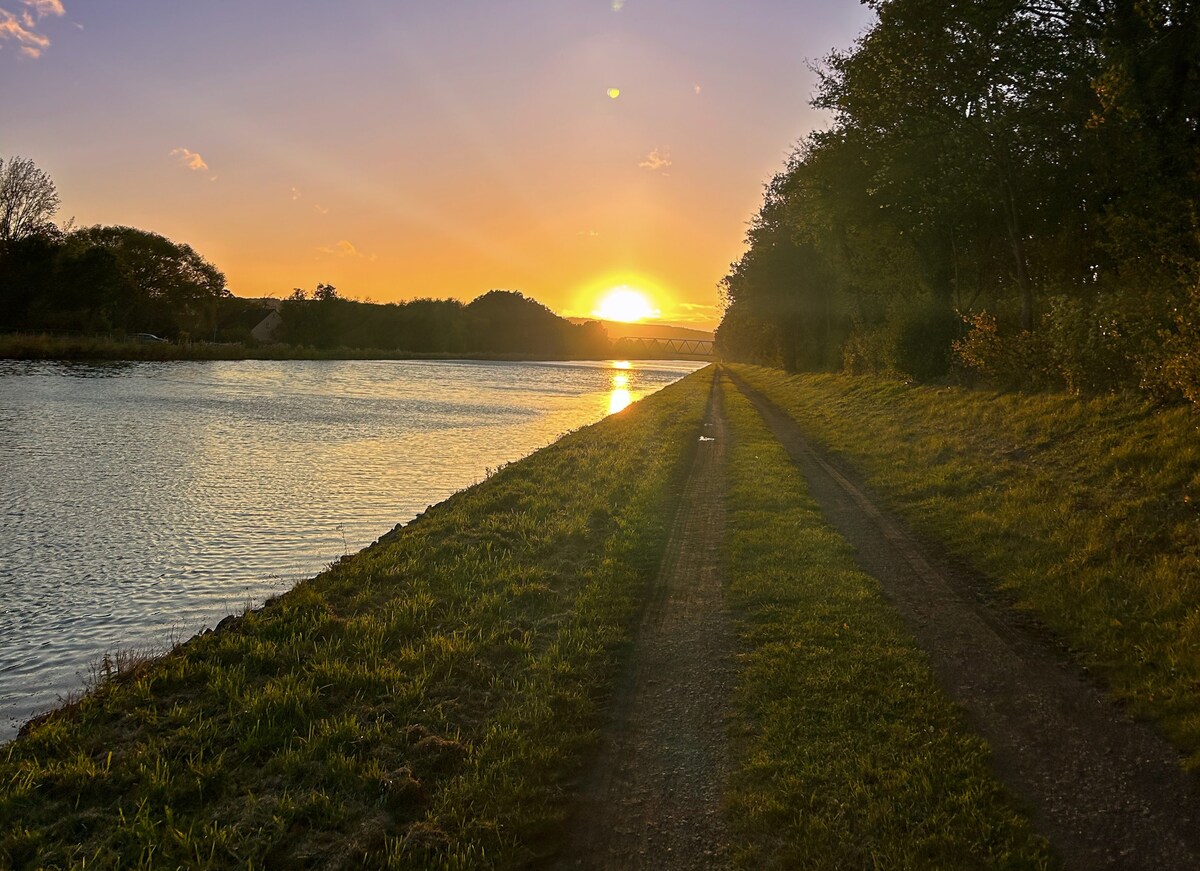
0,1,874,328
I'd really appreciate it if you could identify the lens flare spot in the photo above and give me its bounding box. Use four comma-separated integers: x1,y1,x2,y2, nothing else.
607,87,621,99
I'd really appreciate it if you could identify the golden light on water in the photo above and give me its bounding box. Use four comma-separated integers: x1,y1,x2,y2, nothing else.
608,364,634,413
594,285,659,322
609,388,632,414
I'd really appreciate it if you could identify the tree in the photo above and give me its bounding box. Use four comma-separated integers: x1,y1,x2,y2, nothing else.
0,156,60,244
67,225,228,337
465,290,574,356
815,0,1094,330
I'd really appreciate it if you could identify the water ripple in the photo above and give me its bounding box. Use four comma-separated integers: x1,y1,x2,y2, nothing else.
0,358,702,739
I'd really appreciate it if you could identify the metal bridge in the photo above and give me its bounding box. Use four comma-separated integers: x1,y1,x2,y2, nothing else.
611,336,715,359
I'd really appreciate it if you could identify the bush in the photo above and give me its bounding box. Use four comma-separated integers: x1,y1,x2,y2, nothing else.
841,299,959,381
956,291,1168,396
841,322,892,375
1143,284,1200,406
888,298,960,381
1043,294,1161,395
952,311,1059,391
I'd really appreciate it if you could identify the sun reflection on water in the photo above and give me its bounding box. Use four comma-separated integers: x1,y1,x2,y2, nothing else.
607,361,635,413
609,387,632,414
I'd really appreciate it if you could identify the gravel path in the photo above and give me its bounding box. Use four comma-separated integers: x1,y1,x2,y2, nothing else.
731,372,1200,870
552,374,733,870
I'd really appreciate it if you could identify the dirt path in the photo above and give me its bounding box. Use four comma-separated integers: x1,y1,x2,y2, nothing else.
552,375,733,870
730,373,1200,870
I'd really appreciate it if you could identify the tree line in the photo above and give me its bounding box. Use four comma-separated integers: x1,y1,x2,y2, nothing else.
278,286,611,357
0,156,611,357
0,156,231,340
717,0,1200,402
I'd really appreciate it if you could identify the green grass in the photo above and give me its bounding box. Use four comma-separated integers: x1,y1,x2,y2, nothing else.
730,364,1200,771
0,368,713,870
720,376,1054,869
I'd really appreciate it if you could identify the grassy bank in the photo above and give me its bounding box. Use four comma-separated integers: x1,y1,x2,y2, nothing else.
0,333,613,363
730,364,1200,771
0,368,713,869
720,377,1053,868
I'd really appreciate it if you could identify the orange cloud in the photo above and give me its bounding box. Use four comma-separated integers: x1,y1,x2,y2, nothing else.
170,147,209,171
23,0,64,17
318,239,365,258
638,148,672,171
0,9,50,57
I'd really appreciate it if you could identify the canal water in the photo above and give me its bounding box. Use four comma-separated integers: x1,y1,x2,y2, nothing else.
0,358,703,739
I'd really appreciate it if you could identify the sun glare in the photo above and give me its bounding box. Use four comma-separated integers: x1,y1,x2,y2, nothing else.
594,286,659,323
609,388,632,414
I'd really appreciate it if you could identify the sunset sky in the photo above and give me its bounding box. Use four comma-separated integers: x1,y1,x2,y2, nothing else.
1,1,874,328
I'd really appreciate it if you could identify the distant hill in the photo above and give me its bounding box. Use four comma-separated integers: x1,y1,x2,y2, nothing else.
566,318,715,342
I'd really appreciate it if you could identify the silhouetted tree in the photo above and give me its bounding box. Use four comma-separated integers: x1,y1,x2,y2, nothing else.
275,286,609,357
0,156,60,245
66,225,228,337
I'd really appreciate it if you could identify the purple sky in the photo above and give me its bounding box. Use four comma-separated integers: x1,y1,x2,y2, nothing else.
1,1,875,326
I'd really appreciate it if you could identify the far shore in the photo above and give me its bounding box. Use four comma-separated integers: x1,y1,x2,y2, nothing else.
0,332,714,363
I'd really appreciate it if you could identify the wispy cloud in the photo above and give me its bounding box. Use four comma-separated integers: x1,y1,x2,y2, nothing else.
0,0,65,58
317,239,372,260
666,302,721,325
638,148,672,172
24,1,65,17
170,147,209,172
0,9,49,57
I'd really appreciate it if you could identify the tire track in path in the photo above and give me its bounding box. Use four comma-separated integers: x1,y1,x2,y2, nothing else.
552,372,732,870
731,372,1200,870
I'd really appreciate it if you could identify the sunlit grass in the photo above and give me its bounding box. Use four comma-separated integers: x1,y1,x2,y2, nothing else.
0,368,713,869
731,364,1200,771
721,378,1053,868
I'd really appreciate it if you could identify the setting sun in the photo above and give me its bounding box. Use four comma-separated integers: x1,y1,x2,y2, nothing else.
593,286,660,323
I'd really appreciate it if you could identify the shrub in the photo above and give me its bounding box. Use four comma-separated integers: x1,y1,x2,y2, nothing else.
888,298,960,381
1143,284,1200,406
1042,293,1161,395
840,299,960,381
841,321,892,375
952,311,1058,391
